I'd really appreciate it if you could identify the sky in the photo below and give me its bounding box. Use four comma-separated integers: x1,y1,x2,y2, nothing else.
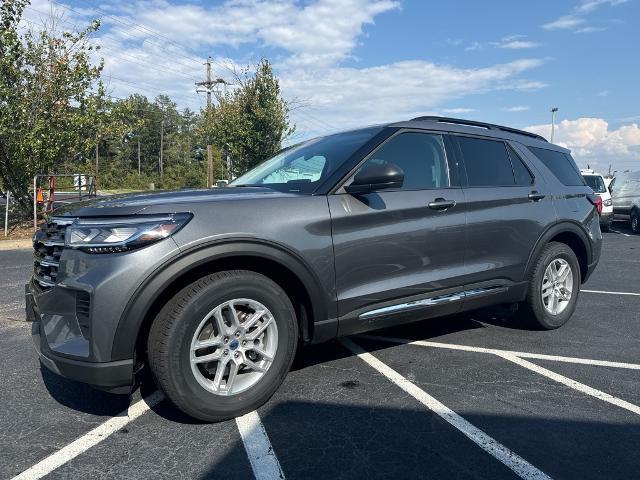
20,0,640,174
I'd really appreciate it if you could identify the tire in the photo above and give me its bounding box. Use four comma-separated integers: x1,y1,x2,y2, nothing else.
148,270,298,422
520,242,580,330
631,210,640,234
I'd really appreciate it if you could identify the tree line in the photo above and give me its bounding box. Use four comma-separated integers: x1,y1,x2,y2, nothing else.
0,0,294,216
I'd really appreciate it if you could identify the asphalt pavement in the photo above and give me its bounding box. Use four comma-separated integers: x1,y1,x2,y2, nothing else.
1,223,638,480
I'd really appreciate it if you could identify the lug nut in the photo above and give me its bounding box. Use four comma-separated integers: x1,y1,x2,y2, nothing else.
223,349,229,356
241,341,247,347
234,352,240,358
223,337,229,344
235,331,241,338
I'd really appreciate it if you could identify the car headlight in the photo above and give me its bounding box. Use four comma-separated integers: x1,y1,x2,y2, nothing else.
603,198,612,206
65,213,192,253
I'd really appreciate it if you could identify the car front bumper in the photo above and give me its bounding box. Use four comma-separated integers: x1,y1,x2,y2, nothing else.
26,236,180,394
27,283,134,394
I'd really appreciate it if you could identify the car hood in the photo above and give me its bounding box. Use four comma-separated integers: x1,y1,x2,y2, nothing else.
52,187,302,217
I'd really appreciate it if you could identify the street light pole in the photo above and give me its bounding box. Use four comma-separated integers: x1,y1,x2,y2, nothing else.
550,107,559,143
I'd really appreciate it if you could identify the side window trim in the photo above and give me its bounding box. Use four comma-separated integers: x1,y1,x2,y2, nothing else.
333,129,460,193
506,142,536,186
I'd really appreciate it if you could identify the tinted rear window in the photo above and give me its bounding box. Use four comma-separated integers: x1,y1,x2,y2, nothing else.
527,147,585,186
457,136,514,187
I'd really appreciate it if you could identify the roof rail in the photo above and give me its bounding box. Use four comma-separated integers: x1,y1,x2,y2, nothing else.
409,116,548,142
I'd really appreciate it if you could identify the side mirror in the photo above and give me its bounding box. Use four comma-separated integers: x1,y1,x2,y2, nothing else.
345,162,404,194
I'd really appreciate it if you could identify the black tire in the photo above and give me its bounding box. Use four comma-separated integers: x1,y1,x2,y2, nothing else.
520,242,581,330
631,210,640,234
148,270,298,422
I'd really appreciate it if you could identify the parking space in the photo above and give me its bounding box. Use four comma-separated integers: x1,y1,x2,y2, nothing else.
1,225,639,479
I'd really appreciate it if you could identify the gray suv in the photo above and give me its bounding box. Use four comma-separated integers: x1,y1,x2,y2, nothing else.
26,116,602,421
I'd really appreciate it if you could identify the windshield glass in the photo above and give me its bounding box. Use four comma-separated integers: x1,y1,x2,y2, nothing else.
582,174,607,193
229,127,383,193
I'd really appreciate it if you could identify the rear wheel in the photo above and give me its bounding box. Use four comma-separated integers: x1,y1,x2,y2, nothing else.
148,270,298,422
631,210,640,234
521,242,580,329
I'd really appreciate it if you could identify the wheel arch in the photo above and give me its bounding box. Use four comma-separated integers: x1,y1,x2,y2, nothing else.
525,222,592,283
111,240,333,362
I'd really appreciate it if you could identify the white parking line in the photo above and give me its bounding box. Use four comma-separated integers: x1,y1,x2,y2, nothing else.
236,411,285,480
11,391,164,480
358,334,640,370
497,353,640,416
582,289,640,296
610,229,632,237
340,337,552,480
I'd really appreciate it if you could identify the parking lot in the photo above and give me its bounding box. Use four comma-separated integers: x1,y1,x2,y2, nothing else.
1,224,639,480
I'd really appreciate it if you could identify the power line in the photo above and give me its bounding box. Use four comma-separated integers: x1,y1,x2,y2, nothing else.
71,0,238,78
24,4,201,83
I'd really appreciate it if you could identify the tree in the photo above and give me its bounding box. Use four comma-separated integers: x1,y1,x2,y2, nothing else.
203,59,294,178
0,0,107,214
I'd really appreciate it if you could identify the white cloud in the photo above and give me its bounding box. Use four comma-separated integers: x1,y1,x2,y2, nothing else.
442,108,476,114
525,118,640,172
542,15,585,30
500,40,541,49
282,59,545,129
464,35,540,51
542,0,628,32
505,105,530,112
598,90,610,97
575,26,607,33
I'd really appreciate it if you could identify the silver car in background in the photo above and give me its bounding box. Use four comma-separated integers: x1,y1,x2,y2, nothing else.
610,171,640,234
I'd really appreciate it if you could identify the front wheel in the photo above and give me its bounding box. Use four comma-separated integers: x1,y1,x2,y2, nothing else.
520,242,580,329
148,270,298,422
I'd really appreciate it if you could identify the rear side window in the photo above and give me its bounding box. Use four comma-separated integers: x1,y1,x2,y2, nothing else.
527,147,585,186
362,132,450,190
457,136,514,187
507,145,534,186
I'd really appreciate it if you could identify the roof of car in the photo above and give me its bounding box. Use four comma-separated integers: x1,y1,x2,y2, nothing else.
388,116,568,152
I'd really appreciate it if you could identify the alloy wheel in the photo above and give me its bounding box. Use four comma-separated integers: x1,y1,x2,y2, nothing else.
189,298,278,396
541,258,574,315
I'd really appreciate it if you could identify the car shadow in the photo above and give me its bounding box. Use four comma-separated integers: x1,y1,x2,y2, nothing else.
38,306,536,419
40,365,131,416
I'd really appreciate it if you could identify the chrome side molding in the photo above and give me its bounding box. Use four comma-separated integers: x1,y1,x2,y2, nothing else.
359,286,505,320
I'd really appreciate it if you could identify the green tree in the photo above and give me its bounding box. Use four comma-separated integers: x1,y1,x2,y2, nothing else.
203,59,294,178
0,0,108,213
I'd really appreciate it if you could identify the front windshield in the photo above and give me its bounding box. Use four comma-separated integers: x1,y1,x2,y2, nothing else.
230,127,383,193
582,175,607,193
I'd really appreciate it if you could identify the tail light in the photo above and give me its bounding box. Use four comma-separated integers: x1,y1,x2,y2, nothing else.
587,193,603,215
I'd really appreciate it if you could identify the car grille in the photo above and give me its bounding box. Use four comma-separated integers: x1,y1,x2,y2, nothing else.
32,217,74,289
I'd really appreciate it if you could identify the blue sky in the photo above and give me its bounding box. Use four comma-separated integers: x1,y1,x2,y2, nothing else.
22,0,640,172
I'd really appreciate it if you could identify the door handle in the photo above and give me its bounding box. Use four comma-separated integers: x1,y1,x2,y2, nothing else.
428,198,456,211
528,192,546,202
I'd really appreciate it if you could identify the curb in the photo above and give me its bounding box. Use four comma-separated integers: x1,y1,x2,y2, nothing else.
0,239,32,250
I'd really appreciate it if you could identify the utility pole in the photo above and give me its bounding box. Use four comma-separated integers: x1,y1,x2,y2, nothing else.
197,57,214,188
550,107,558,143
95,137,99,173
159,119,164,176
137,138,141,176
196,58,230,187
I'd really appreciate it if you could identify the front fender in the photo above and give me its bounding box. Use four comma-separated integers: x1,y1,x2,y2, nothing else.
110,239,335,360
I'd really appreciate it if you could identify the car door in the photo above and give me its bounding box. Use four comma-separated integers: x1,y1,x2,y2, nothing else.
328,130,467,335
452,134,552,294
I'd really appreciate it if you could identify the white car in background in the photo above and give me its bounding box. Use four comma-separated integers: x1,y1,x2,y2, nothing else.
581,169,613,231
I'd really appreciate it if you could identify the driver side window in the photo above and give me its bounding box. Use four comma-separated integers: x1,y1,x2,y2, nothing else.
360,132,450,190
